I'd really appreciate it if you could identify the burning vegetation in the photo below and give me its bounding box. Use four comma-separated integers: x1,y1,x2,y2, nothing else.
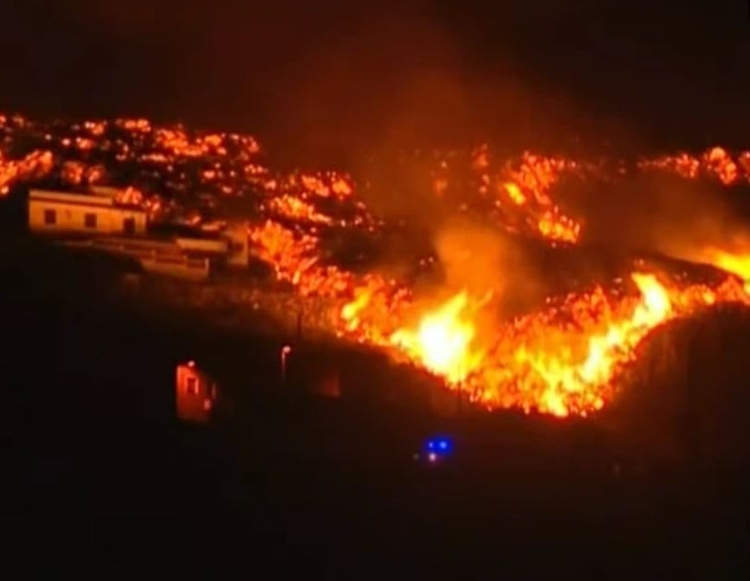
4,113,750,418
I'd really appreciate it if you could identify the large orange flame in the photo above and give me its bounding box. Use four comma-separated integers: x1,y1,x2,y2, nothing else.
390,292,477,384
344,272,748,417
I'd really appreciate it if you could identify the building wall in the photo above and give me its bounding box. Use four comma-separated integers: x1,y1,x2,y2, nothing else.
29,198,147,236
63,238,211,282
175,237,228,254
140,255,210,282
176,363,216,424
225,222,249,267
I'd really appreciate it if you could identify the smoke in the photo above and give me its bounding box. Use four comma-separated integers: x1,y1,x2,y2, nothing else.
432,217,545,314
576,170,750,265
5,0,748,152
259,2,464,165
256,0,642,168
9,0,653,158
434,220,503,294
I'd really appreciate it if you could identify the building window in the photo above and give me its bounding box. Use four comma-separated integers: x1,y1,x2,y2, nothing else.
186,376,198,395
84,213,97,229
123,217,136,236
43,209,56,225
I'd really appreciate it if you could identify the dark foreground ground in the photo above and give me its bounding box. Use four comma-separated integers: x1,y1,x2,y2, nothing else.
3,240,750,579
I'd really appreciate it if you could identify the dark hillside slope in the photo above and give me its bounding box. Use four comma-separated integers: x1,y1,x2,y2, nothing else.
3,238,750,578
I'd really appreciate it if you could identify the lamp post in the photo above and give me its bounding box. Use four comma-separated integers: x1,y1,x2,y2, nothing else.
280,345,292,387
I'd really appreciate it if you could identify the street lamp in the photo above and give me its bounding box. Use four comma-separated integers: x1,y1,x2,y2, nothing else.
280,345,292,386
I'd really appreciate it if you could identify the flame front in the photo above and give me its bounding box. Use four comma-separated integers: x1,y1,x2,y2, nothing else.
350,272,747,417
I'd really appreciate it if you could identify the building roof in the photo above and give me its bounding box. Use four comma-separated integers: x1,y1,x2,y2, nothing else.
28,189,145,213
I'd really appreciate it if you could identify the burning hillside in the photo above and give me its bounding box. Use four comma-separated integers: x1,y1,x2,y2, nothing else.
4,113,750,417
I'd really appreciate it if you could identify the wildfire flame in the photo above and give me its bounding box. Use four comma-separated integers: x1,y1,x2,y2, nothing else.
344,271,748,417
390,292,478,384
4,112,750,417
697,249,750,293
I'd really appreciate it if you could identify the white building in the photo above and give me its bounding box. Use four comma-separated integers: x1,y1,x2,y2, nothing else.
28,189,147,236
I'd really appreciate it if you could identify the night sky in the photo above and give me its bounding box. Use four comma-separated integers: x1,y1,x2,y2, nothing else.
2,1,748,161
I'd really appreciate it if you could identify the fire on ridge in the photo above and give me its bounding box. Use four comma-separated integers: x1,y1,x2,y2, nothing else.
3,113,750,417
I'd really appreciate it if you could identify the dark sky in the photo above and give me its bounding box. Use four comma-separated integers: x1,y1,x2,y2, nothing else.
2,1,749,161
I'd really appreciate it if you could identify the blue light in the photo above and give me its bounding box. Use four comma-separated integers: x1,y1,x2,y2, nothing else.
425,436,453,456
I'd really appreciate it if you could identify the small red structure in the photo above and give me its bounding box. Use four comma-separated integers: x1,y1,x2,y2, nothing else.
176,360,218,424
